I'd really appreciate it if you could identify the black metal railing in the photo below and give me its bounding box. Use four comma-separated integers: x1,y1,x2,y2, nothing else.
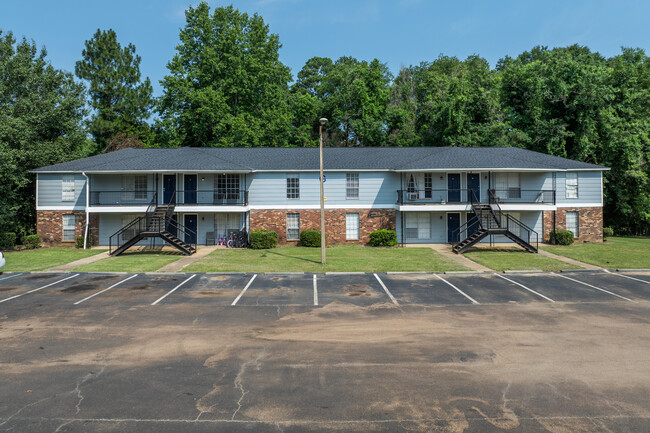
164,217,197,253
503,214,539,251
90,190,157,206
487,189,555,204
91,190,248,206
397,188,555,205
109,216,147,255
109,215,197,255
171,190,248,206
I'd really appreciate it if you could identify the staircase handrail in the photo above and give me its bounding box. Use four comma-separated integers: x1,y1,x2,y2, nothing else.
164,191,176,226
145,192,157,227
109,216,144,255
503,214,539,251
165,217,197,253
487,189,503,226
450,217,482,247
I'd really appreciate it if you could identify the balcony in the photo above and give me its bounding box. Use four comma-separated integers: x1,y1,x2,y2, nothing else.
397,189,555,205
90,190,248,206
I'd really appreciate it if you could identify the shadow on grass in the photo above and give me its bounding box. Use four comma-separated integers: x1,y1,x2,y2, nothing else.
466,247,533,254
118,248,184,256
263,249,321,264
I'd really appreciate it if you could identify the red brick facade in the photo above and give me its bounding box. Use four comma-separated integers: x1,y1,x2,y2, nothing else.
542,207,603,243
37,210,99,244
250,208,396,245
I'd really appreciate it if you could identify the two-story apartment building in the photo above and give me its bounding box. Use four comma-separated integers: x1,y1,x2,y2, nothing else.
32,147,608,252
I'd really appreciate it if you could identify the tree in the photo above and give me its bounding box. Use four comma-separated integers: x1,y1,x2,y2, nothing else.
0,30,88,236
157,3,292,147
75,29,154,150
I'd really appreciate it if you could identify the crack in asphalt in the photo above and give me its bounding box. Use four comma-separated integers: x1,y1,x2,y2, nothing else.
0,397,51,429
231,349,267,421
74,366,106,415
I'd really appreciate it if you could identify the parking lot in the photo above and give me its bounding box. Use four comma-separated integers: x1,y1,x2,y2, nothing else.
1,270,649,432
1,269,649,310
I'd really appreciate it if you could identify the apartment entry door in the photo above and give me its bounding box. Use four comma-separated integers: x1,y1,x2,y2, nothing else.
447,213,461,243
184,214,197,245
163,174,176,204
448,174,461,202
467,173,480,202
184,174,197,204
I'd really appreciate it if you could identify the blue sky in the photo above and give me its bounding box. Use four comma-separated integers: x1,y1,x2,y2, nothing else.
2,0,649,96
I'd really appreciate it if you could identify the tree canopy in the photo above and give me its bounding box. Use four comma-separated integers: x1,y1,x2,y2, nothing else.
75,28,154,150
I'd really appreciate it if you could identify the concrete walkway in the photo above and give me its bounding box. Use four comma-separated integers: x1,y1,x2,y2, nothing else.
46,250,110,271
408,244,492,272
156,246,218,272
537,248,602,270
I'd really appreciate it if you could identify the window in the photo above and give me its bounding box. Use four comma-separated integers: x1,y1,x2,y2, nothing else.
214,213,243,238
62,175,75,202
566,173,578,199
495,173,521,199
346,173,359,199
424,173,433,199
346,213,359,239
286,213,300,240
62,214,75,241
566,211,579,237
286,175,300,199
215,174,241,202
406,174,418,200
134,175,148,199
405,212,430,240
121,214,140,240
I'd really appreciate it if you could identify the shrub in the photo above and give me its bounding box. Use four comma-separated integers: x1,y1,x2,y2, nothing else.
0,232,16,250
603,227,614,238
369,229,397,247
551,229,574,245
22,234,42,249
76,235,94,249
300,229,321,247
249,229,278,249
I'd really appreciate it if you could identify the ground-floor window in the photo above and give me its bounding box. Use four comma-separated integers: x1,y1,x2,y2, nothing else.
214,213,244,238
62,214,76,241
346,213,359,240
287,213,300,240
566,211,579,237
405,212,430,240
121,214,140,240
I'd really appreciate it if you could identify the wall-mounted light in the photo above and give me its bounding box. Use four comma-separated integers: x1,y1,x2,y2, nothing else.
484,175,488,180
440,175,443,180
201,176,206,181
440,215,443,220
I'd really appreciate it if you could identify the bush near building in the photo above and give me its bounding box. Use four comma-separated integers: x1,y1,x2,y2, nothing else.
249,230,278,249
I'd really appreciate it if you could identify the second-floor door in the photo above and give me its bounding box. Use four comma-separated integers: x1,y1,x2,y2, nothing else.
184,174,197,204
164,174,176,204
467,173,480,202
448,174,461,202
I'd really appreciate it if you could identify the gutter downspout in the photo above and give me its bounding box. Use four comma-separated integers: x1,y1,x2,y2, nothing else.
82,172,90,250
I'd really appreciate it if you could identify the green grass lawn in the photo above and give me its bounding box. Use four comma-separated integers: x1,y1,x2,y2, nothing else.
464,248,583,271
2,248,107,272
184,246,467,273
73,250,184,273
541,236,650,269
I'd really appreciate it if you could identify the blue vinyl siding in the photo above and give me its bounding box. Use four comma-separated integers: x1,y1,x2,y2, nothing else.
248,172,400,207
556,171,602,204
37,173,86,208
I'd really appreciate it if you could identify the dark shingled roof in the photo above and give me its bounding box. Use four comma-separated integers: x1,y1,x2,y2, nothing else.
32,147,608,172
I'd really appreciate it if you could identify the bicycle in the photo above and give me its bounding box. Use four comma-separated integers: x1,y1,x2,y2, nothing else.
226,228,249,248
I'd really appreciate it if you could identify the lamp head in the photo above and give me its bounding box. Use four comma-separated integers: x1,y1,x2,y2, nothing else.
319,118,328,126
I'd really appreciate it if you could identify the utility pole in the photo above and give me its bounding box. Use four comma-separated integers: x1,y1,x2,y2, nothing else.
319,118,328,264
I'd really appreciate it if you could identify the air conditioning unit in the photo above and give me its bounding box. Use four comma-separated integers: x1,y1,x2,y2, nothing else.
407,192,418,201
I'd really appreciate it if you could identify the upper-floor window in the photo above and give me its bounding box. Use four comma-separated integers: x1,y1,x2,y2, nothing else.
215,174,240,200
62,175,75,201
565,173,578,199
346,173,359,199
424,173,433,199
287,175,300,199
122,175,148,200
495,173,520,199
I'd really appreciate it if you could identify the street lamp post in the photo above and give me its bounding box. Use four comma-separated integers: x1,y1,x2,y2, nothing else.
319,118,328,264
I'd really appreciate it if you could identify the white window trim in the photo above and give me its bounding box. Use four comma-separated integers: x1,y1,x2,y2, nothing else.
62,214,76,241
286,174,300,200
346,173,359,200
566,211,579,238
286,213,300,240
62,175,75,202
565,173,579,199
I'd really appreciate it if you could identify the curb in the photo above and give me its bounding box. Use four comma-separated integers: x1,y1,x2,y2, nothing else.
444,271,486,274
503,270,543,274
616,269,650,272
264,272,305,275
559,269,603,273
325,272,365,275
386,271,428,275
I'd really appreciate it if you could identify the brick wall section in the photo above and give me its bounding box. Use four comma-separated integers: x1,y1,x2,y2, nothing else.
542,207,603,243
37,210,99,244
250,209,396,245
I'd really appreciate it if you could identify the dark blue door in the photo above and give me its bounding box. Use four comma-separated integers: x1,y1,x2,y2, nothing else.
163,175,176,204
447,213,460,243
467,173,480,202
184,214,197,244
184,174,197,204
448,174,461,202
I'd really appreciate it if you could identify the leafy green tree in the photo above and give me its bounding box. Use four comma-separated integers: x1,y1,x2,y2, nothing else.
75,29,154,150
0,30,88,236
157,2,292,147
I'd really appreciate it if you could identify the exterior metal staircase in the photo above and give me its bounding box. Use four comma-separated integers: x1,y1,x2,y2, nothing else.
451,191,538,254
109,192,197,256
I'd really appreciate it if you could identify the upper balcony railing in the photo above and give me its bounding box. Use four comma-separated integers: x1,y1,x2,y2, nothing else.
397,188,555,205
90,190,248,206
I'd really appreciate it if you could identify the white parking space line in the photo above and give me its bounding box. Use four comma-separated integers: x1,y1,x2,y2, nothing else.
374,273,399,306
433,274,479,304
231,274,257,306
604,270,650,285
313,274,318,306
0,273,23,281
553,273,635,302
74,274,139,305
495,274,555,303
0,274,80,304
151,274,197,305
